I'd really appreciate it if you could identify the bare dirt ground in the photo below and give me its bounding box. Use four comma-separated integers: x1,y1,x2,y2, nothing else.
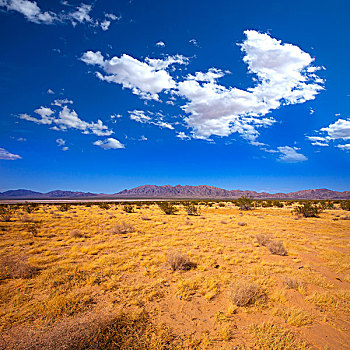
0,202,349,349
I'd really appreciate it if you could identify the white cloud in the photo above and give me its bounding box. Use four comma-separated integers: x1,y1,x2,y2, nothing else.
47,88,54,94
320,118,350,140
139,135,147,141
337,144,350,151
81,52,188,100
0,147,21,160
175,30,324,140
17,137,26,141
277,146,307,163
19,102,114,137
129,110,174,129
176,132,191,140
189,39,199,47
56,138,69,151
93,138,124,150
0,1,115,30
156,41,165,47
52,98,73,107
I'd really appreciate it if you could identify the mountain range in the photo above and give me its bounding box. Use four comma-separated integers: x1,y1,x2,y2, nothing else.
0,185,349,200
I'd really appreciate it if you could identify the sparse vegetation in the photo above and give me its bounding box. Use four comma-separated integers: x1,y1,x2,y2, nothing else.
123,204,135,213
111,221,135,234
183,202,200,216
0,255,37,279
267,240,287,256
230,280,265,307
0,205,15,222
158,202,178,215
340,200,350,211
237,195,253,210
59,203,71,212
293,202,321,217
166,250,194,271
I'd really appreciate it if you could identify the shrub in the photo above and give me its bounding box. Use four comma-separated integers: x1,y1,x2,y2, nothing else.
293,202,321,217
123,204,135,213
0,255,37,279
230,280,265,307
141,215,151,221
272,200,284,208
0,205,15,222
59,203,71,212
267,240,287,256
158,202,178,215
111,221,135,235
256,234,271,246
237,221,247,226
98,203,110,210
340,200,350,211
237,195,253,210
183,202,200,216
22,203,39,213
26,221,42,237
218,202,225,207
283,276,304,290
70,229,84,238
166,250,195,271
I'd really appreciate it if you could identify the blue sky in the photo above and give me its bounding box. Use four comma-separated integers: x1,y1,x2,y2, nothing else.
0,0,349,193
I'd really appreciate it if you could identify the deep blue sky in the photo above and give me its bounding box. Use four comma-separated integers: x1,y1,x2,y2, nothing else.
0,0,349,193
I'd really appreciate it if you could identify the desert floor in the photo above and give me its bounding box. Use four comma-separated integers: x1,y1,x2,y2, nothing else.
0,203,349,349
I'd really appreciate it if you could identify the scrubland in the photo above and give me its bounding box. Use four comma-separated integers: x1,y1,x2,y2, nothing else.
0,200,349,349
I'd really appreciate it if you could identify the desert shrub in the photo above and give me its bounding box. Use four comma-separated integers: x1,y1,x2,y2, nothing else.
340,200,350,211
26,221,42,237
283,276,304,290
22,202,39,213
111,221,135,235
0,205,15,222
123,204,135,213
237,221,247,226
3,310,178,350
183,202,200,216
158,202,178,215
0,255,37,279
141,215,151,221
218,202,225,207
267,240,287,256
256,234,271,246
230,280,265,307
293,202,321,217
98,203,110,210
18,212,35,223
272,200,284,208
70,229,84,238
59,203,71,212
166,250,195,271
238,195,253,210
251,322,310,350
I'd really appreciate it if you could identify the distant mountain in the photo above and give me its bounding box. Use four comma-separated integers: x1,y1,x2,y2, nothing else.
0,189,97,199
1,186,349,200
115,185,350,200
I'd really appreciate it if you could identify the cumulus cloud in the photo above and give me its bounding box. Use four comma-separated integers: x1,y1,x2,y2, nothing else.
18,101,113,137
0,1,117,30
337,144,350,151
0,147,21,160
176,132,191,140
93,138,124,150
156,41,165,47
320,118,350,140
81,52,188,100
277,146,307,163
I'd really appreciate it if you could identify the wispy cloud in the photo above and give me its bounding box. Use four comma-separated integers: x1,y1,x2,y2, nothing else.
277,146,307,163
0,147,21,160
0,1,120,30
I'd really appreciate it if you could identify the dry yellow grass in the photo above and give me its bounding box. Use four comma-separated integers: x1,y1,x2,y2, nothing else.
0,203,349,349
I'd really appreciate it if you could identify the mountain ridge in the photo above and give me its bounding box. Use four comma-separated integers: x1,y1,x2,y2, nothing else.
1,185,349,199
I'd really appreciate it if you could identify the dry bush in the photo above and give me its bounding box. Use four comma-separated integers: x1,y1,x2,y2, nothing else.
267,240,287,256
0,205,15,222
256,234,271,246
111,221,135,235
166,250,196,271
230,280,265,307
237,222,247,226
70,229,84,238
18,212,35,223
283,276,304,290
0,255,37,279
141,215,151,221
4,309,178,350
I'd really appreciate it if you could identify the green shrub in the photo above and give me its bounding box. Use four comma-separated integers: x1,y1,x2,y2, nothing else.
183,202,200,216
123,204,134,213
238,195,253,210
157,202,178,215
293,202,321,217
